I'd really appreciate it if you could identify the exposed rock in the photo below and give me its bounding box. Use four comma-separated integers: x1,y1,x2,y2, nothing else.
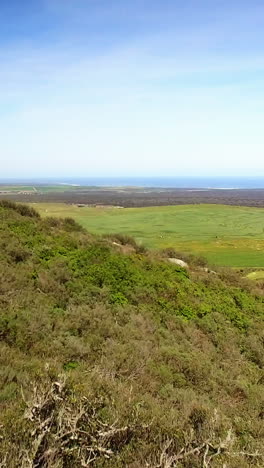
202,267,217,275
168,258,189,268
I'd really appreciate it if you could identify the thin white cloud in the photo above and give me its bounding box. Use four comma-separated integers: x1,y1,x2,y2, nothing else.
1,0,264,176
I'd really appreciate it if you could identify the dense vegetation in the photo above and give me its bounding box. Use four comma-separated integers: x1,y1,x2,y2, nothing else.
0,201,264,467
2,184,264,208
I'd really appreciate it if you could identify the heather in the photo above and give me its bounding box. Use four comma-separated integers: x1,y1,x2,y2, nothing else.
0,202,263,467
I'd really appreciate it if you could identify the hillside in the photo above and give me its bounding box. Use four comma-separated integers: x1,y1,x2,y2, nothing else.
0,201,264,467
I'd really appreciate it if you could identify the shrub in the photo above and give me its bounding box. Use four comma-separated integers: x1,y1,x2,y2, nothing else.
0,200,40,218
105,233,138,247
44,216,62,228
63,217,83,231
8,247,31,263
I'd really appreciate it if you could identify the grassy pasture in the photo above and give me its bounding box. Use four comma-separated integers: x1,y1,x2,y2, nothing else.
0,184,80,193
35,185,81,192
0,185,36,192
31,203,264,267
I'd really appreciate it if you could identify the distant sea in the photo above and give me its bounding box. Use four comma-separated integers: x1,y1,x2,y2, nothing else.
2,176,264,189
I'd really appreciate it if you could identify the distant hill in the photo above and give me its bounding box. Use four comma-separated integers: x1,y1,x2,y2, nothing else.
0,200,263,467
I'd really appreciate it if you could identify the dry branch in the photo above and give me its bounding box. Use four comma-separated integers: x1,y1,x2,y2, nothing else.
14,376,140,467
155,426,264,468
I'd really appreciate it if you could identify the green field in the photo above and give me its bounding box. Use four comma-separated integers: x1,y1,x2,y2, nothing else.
0,184,162,193
0,185,36,192
0,184,80,193
31,203,264,267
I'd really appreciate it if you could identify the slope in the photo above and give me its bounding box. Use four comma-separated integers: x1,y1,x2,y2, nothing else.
0,201,263,467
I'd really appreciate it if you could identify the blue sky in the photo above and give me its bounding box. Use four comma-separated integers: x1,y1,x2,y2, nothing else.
1,0,264,177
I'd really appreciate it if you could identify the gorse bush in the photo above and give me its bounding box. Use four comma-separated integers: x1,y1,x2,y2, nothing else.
0,202,263,467
104,232,139,247
0,199,40,218
63,216,84,231
103,232,147,254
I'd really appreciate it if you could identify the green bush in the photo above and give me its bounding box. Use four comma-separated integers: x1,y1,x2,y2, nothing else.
63,216,84,231
0,199,40,218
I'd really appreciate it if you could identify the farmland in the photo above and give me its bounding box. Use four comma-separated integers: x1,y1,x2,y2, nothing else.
2,184,264,207
0,184,80,193
30,203,264,267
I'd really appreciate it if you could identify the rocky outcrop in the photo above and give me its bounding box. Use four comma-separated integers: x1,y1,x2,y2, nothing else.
168,258,189,268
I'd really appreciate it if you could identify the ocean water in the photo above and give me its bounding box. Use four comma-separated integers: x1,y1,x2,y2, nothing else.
1,176,264,189
64,176,264,189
